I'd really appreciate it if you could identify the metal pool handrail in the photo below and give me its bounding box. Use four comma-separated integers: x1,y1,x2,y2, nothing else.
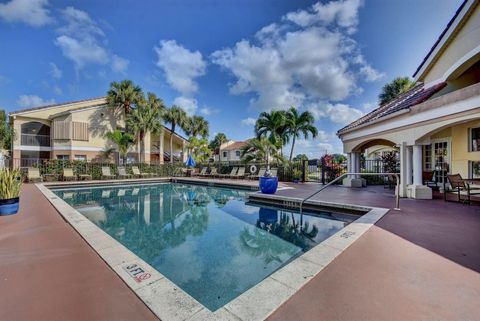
299,172,401,212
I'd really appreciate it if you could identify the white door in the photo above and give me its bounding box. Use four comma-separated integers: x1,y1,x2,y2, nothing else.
432,140,450,184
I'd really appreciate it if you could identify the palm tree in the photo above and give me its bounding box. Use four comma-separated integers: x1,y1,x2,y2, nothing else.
105,130,135,164
107,80,143,116
285,107,318,161
209,133,227,150
186,137,212,163
164,106,188,163
378,77,416,105
255,110,287,150
185,115,209,138
240,138,282,169
126,93,165,162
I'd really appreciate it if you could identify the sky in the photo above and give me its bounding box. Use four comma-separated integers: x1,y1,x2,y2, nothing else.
0,0,463,158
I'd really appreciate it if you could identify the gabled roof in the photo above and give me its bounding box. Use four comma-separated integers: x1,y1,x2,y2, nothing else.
222,141,247,151
337,82,447,135
9,96,107,115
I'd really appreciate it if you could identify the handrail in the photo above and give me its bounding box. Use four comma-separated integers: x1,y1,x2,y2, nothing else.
300,172,401,212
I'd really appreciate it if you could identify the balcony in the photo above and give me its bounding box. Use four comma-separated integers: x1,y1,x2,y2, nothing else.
21,134,51,147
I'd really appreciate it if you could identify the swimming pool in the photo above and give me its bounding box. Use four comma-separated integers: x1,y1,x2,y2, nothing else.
53,182,354,311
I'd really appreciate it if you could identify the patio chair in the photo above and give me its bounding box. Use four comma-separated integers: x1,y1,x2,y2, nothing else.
78,172,92,180
248,167,266,180
27,167,42,182
101,166,116,180
62,168,76,181
132,166,151,178
269,168,278,177
232,167,245,179
445,174,480,204
423,171,438,191
196,167,208,177
219,167,238,178
117,166,132,179
207,167,218,178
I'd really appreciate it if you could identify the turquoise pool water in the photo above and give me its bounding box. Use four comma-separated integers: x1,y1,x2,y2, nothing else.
53,182,352,311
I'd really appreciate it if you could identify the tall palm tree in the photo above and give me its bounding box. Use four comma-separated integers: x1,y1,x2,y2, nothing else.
164,106,188,163
240,138,282,168
107,80,143,116
378,77,416,105
126,93,165,162
185,115,209,138
285,107,318,161
255,110,287,150
105,130,134,164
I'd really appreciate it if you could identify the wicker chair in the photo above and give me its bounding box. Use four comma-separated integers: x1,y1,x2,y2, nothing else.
445,174,480,204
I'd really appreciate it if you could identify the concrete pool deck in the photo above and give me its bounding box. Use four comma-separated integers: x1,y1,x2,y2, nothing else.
1,180,479,320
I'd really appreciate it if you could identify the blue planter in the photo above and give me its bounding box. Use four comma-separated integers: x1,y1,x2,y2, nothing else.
259,207,278,224
0,197,20,216
259,176,278,194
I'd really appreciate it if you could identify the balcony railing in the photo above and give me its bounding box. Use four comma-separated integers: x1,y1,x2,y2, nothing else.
21,134,51,147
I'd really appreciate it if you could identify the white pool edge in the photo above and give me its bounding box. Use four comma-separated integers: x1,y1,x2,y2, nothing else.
36,181,389,321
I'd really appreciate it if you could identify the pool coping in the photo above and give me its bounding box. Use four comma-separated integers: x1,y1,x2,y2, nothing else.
36,179,389,321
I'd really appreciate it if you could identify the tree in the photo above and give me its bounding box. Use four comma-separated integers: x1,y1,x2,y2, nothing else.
378,77,416,105
255,110,287,150
126,93,165,162
105,130,135,164
0,109,14,152
209,133,227,151
185,115,209,139
107,80,143,116
293,154,308,162
240,138,283,168
164,106,188,163
285,107,318,161
186,137,212,163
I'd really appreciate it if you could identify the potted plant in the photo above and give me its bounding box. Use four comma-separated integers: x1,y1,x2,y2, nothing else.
259,171,278,194
0,169,22,215
292,169,302,184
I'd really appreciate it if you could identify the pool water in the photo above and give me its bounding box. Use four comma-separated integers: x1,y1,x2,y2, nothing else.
53,182,352,311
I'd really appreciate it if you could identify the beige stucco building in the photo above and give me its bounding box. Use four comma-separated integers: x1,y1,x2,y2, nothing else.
338,0,480,199
9,97,188,167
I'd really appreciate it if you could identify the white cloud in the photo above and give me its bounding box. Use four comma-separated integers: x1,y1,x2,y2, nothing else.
0,0,53,27
308,102,363,125
173,96,198,115
241,117,257,126
49,62,62,79
54,7,127,74
17,95,55,108
154,40,206,95
200,106,219,116
111,55,129,74
211,0,381,112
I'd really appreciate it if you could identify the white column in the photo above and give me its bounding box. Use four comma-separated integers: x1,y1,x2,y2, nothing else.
413,145,423,186
399,142,407,197
159,130,164,165
346,153,352,174
351,153,356,178
406,146,413,185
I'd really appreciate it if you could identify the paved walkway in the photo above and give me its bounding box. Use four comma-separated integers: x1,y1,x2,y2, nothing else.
0,184,158,321
1,181,479,321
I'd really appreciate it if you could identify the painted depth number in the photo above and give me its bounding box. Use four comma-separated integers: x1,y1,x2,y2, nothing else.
123,263,152,283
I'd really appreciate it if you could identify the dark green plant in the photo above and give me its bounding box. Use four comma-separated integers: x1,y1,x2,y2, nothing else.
378,77,416,105
107,80,144,115
285,107,318,161
164,105,189,164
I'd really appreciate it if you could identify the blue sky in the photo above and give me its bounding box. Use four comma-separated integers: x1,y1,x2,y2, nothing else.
0,0,462,157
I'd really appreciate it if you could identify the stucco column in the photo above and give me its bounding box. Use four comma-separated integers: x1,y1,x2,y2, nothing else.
159,130,164,165
412,145,423,186
406,146,413,185
346,153,352,174
399,142,407,197
182,140,187,162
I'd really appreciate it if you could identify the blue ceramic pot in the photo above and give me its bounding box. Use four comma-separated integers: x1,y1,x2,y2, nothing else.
0,197,20,216
258,207,278,224
259,176,278,194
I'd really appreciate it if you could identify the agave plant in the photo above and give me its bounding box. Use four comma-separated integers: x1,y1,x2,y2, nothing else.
0,169,22,199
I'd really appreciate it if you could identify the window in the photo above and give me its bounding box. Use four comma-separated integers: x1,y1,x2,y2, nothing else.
236,150,241,157
470,127,480,152
56,155,69,160
472,161,480,179
223,151,228,158
75,155,87,161
423,145,432,171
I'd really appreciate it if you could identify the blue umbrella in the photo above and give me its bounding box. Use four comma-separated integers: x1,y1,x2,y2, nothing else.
185,154,196,167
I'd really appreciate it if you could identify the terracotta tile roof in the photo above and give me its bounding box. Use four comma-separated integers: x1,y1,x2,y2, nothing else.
337,82,447,134
223,141,247,150
9,96,107,115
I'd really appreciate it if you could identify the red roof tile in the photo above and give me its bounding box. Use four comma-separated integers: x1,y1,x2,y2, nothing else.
223,141,247,150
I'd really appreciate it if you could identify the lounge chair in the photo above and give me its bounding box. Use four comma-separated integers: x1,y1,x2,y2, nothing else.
232,167,245,179
118,166,132,179
207,167,218,178
269,168,278,177
62,168,76,181
248,167,266,180
445,174,480,204
195,167,208,177
219,167,238,178
78,172,92,180
27,167,42,182
172,167,185,177
101,166,116,180
132,166,151,178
